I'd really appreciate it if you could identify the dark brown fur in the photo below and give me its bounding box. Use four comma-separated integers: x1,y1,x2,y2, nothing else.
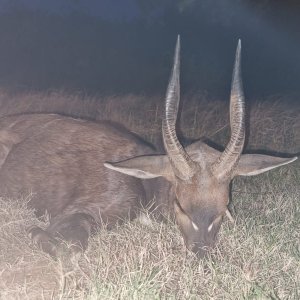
0,113,172,256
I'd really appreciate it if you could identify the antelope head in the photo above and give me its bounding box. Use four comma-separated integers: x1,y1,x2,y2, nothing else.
105,36,297,256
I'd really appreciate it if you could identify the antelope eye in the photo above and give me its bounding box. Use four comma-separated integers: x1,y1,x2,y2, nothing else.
174,197,185,213
174,199,199,231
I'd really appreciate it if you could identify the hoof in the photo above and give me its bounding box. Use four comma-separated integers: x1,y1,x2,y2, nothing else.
27,226,85,261
27,225,58,257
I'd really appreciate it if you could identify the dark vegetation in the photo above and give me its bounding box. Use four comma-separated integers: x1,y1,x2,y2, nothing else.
0,0,299,98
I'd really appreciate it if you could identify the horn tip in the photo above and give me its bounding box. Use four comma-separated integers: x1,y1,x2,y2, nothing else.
176,35,181,51
237,39,241,53
234,39,242,67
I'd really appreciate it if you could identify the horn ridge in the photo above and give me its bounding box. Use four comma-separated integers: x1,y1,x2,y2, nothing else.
212,39,245,177
162,35,196,180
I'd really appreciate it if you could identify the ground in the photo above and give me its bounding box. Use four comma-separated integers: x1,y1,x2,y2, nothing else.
0,90,299,299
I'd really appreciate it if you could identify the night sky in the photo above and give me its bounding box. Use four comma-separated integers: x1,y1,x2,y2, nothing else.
0,0,139,19
0,0,299,99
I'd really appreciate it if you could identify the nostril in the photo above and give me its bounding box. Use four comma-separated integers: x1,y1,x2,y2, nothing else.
187,243,208,257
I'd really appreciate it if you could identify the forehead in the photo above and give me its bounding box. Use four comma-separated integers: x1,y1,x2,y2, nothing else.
175,172,230,208
177,171,229,193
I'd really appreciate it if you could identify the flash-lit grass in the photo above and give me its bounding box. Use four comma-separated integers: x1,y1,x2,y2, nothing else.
0,89,298,152
0,90,299,299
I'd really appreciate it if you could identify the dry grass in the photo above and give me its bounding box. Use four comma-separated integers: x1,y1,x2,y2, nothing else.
0,89,299,299
0,89,298,152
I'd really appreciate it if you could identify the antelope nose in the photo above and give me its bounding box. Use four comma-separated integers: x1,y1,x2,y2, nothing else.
187,242,207,258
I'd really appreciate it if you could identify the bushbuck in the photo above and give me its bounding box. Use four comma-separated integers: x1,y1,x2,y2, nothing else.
0,37,297,258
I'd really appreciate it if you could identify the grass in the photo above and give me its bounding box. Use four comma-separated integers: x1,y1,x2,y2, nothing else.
0,89,299,299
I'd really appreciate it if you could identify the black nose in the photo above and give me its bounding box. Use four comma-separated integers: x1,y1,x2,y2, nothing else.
188,243,208,258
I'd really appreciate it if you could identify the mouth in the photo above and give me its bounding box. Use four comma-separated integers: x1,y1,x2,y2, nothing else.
187,242,210,257
186,234,218,257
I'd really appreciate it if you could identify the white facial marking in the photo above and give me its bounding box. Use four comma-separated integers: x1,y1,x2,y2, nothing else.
192,221,199,231
207,222,214,232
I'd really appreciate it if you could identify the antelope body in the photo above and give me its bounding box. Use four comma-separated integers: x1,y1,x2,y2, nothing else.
0,37,297,257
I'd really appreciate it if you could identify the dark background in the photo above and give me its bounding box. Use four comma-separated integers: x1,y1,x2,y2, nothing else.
0,0,299,99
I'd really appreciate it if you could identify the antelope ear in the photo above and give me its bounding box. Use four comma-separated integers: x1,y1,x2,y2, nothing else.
104,155,173,180
235,154,297,176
